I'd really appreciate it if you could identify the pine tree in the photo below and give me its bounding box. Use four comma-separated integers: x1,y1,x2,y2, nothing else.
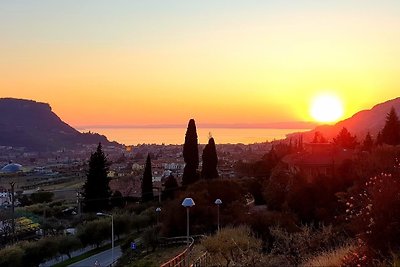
142,154,154,202
362,132,374,151
182,119,199,186
376,131,383,145
381,107,400,146
312,131,327,143
333,127,358,149
82,143,111,212
201,137,219,179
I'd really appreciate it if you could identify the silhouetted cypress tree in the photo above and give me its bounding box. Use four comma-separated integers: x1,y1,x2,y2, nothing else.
142,154,154,202
201,137,219,179
182,119,199,186
82,143,111,212
162,173,178,200
362,132,374,151
381,107,400,146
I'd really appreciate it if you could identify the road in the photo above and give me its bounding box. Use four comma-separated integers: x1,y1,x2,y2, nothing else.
68,245,122,267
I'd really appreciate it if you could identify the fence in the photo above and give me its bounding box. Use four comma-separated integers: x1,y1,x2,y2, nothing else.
159,236,194,267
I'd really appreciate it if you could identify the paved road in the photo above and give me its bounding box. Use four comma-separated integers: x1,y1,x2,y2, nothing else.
68,246,122,267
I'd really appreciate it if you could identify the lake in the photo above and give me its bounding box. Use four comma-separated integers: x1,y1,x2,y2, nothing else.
77,127,309,145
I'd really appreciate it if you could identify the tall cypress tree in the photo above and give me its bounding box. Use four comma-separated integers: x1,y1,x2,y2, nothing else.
142,154,154,202
201,137,219,179
82,143,111,212
381,107,400,146
182,119,199,186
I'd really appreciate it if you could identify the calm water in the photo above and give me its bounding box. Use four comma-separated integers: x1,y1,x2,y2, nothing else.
78,127,309,145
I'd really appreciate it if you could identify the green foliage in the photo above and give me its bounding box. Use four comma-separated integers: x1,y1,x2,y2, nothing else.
333,127,358,149
142,225,161,252
312,131,327,143
82,143,111,212
30,191,54,204
381,107,400,146
161,179,248,237
141,154,154,202
362,132,374,151
342,171,400,257
201,137,219,179
162,174,178,200
182,119,199,186
77,219,110,247
270,224,338,266
114,213,133,239
56,235,82,259
0,245,24,267
111,190,124,208
202,225,263,267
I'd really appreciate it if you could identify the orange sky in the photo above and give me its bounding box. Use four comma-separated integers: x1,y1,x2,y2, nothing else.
1,1,400,127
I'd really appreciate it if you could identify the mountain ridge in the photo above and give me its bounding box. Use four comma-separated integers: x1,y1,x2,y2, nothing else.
0,98,119,151
288,97,400,142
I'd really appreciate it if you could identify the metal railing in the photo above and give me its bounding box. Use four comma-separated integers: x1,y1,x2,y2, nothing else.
190,251,210,267
160,236,195,267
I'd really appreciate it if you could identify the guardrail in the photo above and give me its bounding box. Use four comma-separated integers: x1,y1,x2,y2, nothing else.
190,251,210,267
160,236,194,267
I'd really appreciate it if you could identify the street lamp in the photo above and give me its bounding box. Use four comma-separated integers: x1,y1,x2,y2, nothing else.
155,207,161,224
97,212,114,265
182,197,195,267
215,198,222,232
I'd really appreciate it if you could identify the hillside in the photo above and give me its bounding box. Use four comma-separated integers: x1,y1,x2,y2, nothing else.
289,97,400,142
0,98,119,151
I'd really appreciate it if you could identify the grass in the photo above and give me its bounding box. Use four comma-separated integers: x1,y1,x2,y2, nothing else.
301,244,355,267
124,242,206,267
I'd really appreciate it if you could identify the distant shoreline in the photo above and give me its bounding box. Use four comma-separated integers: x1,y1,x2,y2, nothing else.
76,127,311,146
75,122,318,131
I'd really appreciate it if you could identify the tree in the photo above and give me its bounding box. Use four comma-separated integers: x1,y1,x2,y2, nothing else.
381,107,400,145
343,172,400,263
162,173,178,200
333,127,358,149
56,236,82,259
0,245,24,267
201,137,219,179
142,154,154,202
82,143,111,212
312,131,327,143
362,132,374,151
182,119,199,186
111,190,124,208
30,191,54,204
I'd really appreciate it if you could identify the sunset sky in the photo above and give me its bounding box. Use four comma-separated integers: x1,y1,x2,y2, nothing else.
1,1,400,127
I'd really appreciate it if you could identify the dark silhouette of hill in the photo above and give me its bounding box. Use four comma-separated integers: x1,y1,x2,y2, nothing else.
289,97,400,142
0,98,119,151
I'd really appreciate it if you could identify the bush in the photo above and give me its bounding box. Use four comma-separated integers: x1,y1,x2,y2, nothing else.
0,245,24,267
342,170,400,263
202,225,262,267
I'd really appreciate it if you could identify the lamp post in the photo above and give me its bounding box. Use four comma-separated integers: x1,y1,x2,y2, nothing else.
155,207,161,224
97,212,114,265
182,197,195,267
215,198,222,232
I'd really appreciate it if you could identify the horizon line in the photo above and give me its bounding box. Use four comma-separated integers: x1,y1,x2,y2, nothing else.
74,121,319,130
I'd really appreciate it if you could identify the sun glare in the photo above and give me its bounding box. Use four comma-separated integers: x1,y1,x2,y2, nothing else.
310,93,344,123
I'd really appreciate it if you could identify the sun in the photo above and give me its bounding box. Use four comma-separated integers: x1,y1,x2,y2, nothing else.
310,93,344,123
